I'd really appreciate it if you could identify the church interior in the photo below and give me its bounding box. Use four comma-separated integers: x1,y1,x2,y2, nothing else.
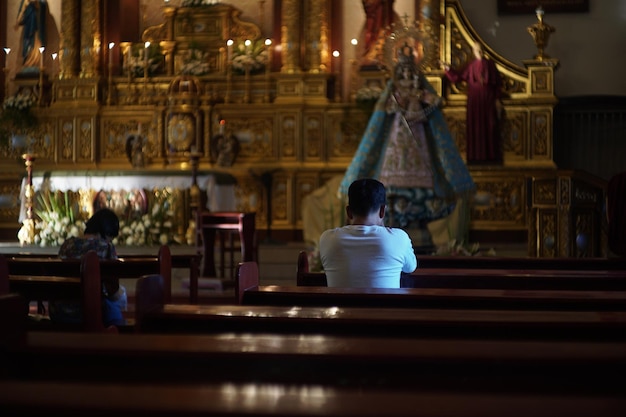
2,1,626,414
0,0,625,259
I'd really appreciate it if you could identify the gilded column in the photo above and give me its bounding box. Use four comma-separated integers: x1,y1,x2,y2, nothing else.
305,0,329,73
280,0,300,73
59,0,80,79
418,0,441,71
80,0,101,78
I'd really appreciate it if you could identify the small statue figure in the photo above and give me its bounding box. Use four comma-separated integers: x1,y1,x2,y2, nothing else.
125,134,146,168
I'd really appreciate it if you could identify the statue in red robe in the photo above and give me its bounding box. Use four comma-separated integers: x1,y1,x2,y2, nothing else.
443,42,503,164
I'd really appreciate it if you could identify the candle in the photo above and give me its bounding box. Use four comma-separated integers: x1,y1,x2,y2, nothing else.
264,38,272,72
219,119,226,135
245,39,252,54
108,42,115,68
351,38,358,60
144,41,150,66
227,39,233,64
39,46,45,69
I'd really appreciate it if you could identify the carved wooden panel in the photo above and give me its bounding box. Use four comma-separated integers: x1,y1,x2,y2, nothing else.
469,170,527,229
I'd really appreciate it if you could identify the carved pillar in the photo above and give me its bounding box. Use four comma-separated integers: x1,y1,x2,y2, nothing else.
280,0,300,73
418,0,442,71
59,0,80,79
305,0,329,73
80,0,100,78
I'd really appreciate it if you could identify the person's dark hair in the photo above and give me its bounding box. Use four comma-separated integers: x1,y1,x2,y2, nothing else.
85,208,120,239
348,178,386,217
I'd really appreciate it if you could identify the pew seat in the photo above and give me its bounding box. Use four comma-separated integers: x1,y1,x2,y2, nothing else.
1,380,624,417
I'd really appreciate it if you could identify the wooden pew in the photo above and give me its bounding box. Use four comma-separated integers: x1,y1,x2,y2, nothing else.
242,261,626,311
134,262,626,340
4,331,626,396
7,251,117,333
136,302,626,341
7,244,173,303
1,380,625,417
296,251,626,290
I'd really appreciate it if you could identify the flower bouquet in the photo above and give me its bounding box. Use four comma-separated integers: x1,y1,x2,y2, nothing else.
26,191,84,247
231,39,268,75
0,91,38,147
127,43,164,78
115,188,176,246
180,48,211,76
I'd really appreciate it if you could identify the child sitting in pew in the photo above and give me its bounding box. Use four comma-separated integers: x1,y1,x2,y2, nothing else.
49,208,127,327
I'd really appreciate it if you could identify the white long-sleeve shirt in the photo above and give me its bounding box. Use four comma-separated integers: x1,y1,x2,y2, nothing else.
319,225,417,288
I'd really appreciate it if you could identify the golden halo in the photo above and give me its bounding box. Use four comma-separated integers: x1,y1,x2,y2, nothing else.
383,21,429,71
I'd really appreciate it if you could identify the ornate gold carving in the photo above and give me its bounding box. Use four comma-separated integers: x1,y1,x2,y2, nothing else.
534,179,556,205
80,0,99,78
500,111,526,157
531,111,549,157
304,114,322,159
280,114,297,158
281,0,300,73
558,177,571,206
59,0,79,79
226,116,273,160
470,176,525,225
539,210,556,257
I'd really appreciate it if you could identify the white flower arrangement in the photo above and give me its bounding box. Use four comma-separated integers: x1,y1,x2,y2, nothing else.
3,91,36,111
25,191,85,247
231,40,268,74
355,85,383,103
1,90,38,144
180,48,210,76
114,187,176,247
181,0,219,6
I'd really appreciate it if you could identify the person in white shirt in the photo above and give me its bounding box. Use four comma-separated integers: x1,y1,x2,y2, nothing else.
319,178,418,288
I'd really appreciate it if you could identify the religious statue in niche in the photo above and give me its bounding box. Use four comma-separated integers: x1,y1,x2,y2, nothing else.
210,120,239,167
125,133,146,168
358,0,402,69
15,0,48,73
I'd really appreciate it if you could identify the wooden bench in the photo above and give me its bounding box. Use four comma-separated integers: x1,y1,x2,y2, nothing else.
1,380,624,417
132,262,626,340
136,301,626,341
7,244,173,303
3,330,626,396
297,251,626,290
241,261,626,311
7,251,118,333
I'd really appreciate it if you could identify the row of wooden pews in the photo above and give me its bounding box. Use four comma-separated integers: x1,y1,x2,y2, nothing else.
298,251,626,290
2,252,626,416
0,245,173,332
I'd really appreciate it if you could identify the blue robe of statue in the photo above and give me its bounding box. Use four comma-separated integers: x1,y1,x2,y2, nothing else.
339,73,475,228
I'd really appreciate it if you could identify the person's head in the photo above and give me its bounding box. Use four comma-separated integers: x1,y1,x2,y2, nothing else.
84,208,119,240
472,42,483,60
347,178,386,223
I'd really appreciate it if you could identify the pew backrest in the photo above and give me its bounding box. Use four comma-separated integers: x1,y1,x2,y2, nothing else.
6,244,172,303
0,254,8,295
296,251,626,291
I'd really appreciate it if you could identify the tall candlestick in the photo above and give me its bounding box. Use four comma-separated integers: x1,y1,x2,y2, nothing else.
143,42,150,68
264,38,272,73
107,43,114,105
227,39,233,64
3,47,10,98
333,50,341,102
39,46,45,69
108,42,115,69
